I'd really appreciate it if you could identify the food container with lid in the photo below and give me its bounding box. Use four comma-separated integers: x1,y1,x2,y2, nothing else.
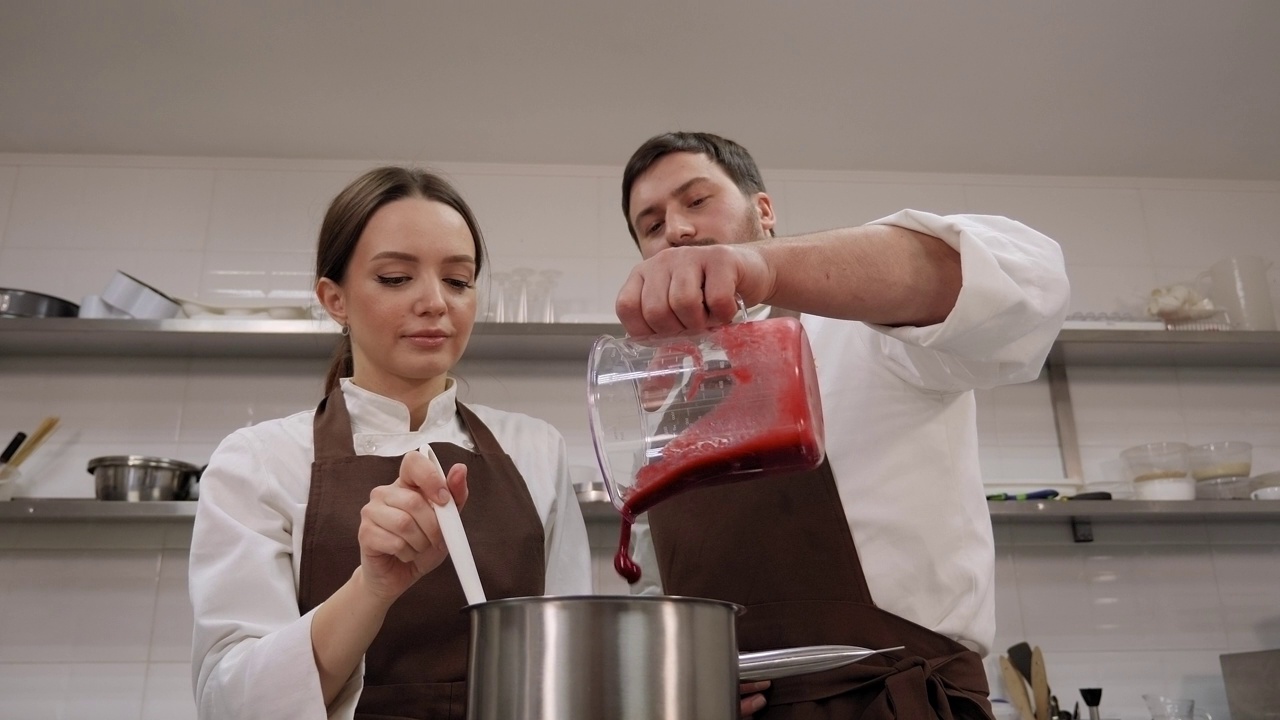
1189,441,1252,481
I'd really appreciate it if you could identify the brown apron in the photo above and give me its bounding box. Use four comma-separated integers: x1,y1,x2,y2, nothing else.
297,389,546,720
648,309,995,720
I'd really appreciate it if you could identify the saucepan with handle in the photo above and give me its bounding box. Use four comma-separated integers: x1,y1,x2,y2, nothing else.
424,448,893,720
465,594,899,720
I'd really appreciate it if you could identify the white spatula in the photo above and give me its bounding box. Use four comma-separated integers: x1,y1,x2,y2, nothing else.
419,445,487,606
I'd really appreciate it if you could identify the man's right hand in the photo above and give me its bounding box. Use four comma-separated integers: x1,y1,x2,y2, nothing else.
740,680,770,717
615,243,775,337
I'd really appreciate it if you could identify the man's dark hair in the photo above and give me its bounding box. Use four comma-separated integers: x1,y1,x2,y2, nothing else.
621,132,768,241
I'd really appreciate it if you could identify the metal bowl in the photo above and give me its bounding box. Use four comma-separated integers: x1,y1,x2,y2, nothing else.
0,288,80,318
87,455,201,501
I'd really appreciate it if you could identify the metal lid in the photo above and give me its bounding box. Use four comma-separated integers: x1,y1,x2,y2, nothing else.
86,455,201,474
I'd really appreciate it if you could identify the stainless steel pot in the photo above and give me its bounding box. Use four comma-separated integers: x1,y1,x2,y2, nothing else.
0,288,79,318
87,455,201,501
466,595,890,720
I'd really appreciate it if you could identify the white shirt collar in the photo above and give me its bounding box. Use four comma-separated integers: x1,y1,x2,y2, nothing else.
339,377,459,434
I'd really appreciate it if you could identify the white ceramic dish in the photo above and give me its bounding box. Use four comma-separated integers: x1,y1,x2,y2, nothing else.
100,272,183,319
175,296,313,320
1251,486,1280,501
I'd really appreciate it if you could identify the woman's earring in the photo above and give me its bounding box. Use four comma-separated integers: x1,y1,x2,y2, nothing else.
341,325,350,336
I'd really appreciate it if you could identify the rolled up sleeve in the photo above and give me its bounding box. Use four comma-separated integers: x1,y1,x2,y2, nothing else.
865,210,1070,392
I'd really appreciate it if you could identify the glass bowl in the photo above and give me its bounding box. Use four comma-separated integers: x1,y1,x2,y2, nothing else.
1189,441,1252,481
1121,442,1189,484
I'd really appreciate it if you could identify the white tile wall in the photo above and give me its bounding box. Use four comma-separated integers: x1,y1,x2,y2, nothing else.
3,154,1280,718
0,165,18,249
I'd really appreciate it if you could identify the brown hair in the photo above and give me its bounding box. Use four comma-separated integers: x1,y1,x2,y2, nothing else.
621,132,769,242
318,166,486,395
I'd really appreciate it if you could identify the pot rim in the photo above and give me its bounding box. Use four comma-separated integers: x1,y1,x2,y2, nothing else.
86,455,201,474
465,593,742,614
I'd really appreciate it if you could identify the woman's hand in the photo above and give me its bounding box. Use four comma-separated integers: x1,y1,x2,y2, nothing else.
356,450,470,604
740,680,770,717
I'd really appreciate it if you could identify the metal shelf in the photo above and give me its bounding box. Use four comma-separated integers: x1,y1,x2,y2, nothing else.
4,498,1275,524
0,317,623,360
1053,328,1280,367
985,499,1280,522
2,319,1278,365
0,498,199,521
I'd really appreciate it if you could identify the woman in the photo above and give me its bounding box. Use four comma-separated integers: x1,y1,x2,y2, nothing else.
189,166,592,720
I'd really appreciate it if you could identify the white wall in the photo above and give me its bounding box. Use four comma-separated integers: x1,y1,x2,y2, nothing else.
1,154,1279,719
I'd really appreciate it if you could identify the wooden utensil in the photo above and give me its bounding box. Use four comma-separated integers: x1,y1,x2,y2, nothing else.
1008,641,1034,684
7,416,59,469
1031,645,1050,720
999,655,1035,720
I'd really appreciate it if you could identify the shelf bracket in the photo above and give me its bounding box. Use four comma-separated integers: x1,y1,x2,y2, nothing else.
1070,516,1094,543
1046,345,1084,486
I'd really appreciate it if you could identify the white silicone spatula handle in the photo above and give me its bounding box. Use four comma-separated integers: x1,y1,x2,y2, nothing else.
419,445,486,606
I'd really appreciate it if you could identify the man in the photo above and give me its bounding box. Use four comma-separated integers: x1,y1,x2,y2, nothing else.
615,132,1069,719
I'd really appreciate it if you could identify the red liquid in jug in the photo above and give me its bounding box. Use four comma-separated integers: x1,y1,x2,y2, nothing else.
614,318,824,583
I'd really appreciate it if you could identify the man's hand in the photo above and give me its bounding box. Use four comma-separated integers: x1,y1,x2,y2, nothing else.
740,680,770,717
615,244,774,337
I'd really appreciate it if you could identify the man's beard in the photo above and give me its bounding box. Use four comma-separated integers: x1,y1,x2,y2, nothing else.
695,205,770,247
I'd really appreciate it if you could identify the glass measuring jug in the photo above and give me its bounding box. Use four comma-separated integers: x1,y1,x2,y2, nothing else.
587,314,826,521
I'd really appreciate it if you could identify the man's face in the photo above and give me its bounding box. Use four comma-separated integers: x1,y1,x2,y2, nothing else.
627,152,775,260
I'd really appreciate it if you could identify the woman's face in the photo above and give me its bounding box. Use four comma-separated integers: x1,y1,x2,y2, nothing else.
321,197,479,394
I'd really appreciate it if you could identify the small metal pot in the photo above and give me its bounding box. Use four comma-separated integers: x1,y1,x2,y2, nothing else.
466,595,887,720
87,456,202,501
0,288,80,318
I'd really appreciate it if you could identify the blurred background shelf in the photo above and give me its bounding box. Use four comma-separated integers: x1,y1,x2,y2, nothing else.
1052,328,1280,366
3,497,1275,523
985,499,1280,521
3,320,1280,365
0,318,624,360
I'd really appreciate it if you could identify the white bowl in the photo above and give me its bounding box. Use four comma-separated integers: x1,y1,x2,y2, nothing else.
1251,486,1280,501
1135,476,1195,501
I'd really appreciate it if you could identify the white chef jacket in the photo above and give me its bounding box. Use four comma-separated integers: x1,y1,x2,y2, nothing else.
189,378,592,720
628,210,1070,656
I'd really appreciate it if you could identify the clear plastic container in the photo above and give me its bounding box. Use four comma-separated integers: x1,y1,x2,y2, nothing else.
588,316,825,519
0,467,15,501
1121,442,1189,484
1189,441,1252,481
1194,476,1254,499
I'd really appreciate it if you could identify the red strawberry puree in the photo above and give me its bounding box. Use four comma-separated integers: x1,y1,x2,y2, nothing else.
614,317,825,583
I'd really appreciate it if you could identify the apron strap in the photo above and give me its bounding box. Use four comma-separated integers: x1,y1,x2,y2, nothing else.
455,402,504,454
312,388,357,461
